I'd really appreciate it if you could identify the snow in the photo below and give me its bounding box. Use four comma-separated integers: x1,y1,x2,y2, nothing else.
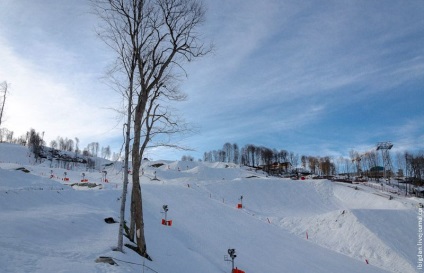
0,143,421,272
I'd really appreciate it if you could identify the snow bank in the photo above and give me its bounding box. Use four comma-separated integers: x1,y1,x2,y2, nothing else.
0,143,32,165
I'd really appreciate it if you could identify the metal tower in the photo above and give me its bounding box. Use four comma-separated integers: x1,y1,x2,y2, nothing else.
376,141,393,181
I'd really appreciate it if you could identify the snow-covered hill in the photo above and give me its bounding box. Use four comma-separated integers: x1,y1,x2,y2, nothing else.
0,143,420,273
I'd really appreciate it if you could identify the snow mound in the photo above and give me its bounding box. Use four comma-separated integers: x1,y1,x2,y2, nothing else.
0,168,66,191
203,179,340,217
280,209,416,273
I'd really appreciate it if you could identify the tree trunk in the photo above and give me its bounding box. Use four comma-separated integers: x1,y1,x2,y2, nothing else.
0,82,7,127
131,95,150,259
129,191,136,242
116,99,132,251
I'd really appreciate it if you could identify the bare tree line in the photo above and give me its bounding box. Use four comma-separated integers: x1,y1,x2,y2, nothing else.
1,127,117,161
203,143,299,169
0,128,15,143
203,143,424,185
404,152,424,184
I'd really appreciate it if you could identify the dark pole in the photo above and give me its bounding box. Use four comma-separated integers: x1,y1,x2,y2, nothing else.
228,249,236,272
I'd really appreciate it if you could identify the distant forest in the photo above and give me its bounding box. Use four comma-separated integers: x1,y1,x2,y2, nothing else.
0,127,120,162
200,142,424,185
201,142,333,176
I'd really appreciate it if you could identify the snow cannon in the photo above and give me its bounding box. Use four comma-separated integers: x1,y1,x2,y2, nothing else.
81,173,88,182
225,248,238,272
161,205,172,226
63,172,69,181
237,195,243,209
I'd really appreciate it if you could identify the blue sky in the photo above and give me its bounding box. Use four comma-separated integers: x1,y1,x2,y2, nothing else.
0,0,423,161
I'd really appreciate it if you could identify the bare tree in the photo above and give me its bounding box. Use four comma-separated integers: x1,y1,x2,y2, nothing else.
308,156,318,174
223,142,233,163
343,157,352,177
395,152,405,177
247,144,256,167
75,137,80,157
28,129,45,162
233,143,239,164
94,142,99,157
101,145,111,159
66,138,74,152
261,147,274,171
0,128,13,143
92,0,139,252
318,156,335,176
289,152,299,169
50,140,58,149
6,129,13,143
301,155,307,169
92,0,211,258
0,81,9,127
363,150,378,179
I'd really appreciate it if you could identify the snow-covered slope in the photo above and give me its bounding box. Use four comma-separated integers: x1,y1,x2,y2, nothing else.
0,143,420,273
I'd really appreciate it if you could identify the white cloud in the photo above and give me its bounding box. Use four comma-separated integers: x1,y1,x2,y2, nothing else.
0,35,121,147
388,118,424,153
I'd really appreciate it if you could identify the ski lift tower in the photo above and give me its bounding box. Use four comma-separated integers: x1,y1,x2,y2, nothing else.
376,141,393,181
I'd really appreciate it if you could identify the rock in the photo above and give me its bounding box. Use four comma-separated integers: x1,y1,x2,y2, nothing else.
104,217,117,224
95,256,117,265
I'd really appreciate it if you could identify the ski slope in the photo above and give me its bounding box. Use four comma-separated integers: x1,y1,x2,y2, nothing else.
0,143,420,272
